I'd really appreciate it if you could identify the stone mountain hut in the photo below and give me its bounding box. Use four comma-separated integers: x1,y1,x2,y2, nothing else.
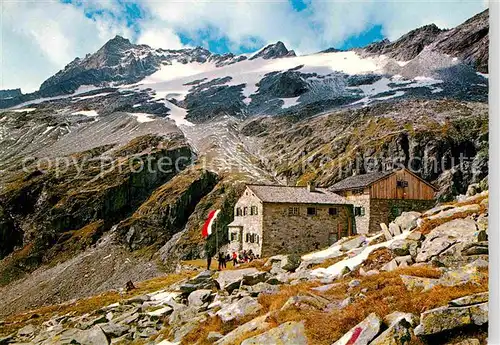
227,184,355,257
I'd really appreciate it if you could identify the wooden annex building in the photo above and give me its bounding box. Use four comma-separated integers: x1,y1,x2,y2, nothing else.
329,168,437,233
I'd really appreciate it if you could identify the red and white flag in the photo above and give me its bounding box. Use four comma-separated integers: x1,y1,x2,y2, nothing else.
202,209,221,238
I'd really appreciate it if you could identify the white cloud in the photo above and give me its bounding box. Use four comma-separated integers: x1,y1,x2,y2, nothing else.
137,25,183,49
137,0,486,54
1,0,132,93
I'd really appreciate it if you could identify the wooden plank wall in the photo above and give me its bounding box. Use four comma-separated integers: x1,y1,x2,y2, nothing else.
370,170,435,200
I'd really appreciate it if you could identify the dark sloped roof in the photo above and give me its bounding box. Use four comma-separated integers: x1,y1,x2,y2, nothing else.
247,185,349,205
329,171,394,191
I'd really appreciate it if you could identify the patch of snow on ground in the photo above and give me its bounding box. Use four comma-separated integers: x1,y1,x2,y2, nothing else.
280,96,300,109
372,90,406,101
73,92,112,101
9,85,102,109
42,126,55,135
9,108,37,113
128,112,156,123
71,110,99,117
164,101,194,127
302,244,343,262
310,230,412,280
350,77,395,105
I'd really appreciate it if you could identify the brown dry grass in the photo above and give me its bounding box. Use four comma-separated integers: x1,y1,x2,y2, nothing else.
444,193,488,208
419,193,488,236
181,265,487,345
237,259,272,272
272,267,487,345
181,258,271,273
419,208,485,236
0,271,195,336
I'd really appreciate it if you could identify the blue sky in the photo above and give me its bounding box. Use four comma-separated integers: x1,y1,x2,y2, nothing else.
1,0,487,92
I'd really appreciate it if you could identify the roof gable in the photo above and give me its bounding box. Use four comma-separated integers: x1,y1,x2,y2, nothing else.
247,184,349,205
329,170,393,191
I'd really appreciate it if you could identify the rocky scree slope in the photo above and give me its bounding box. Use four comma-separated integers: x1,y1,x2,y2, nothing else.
0,131,191,271
241,98,488,201
0,188,489,345
363,9,488,72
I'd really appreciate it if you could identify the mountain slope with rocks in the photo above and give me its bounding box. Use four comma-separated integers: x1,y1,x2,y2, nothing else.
0,190,489,344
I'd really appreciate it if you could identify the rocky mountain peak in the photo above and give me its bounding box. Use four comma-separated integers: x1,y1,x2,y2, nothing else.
250,41,296,60
102,35,133,50
364,23,444,61
429,9,489,73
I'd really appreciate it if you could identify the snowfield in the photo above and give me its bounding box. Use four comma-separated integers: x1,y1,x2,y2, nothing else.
126,51,390,104
71,110,99,117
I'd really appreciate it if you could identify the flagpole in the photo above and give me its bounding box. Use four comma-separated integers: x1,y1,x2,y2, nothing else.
215,219,219,254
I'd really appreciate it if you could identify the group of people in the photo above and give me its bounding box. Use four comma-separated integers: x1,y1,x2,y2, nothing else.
207,250,261,270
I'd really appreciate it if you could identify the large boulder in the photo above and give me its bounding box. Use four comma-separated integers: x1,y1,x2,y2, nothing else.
425,204,480,221
449,292,488,307
188,289,212,307
215,268,260,293
394,212,421,232
180,270,217,294
100,323,129,338
462,242,488,256
414,302,488,336
168,305,200,327
400,275,440,292
390,240,412,256
280,292,330,312
216,296,262,323
416,219,477,262
389,223,402,236
266,254,302,272
370,317,413,345
241,321,307,345
72,326,109,345
244,282,279,297
215,313,271,345
380,223,393,241
242,270,269,286
401,265,485,292
332,313,382,345
340,236,367,252
439,265,486,287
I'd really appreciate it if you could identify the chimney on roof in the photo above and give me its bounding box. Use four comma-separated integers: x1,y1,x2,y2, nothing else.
307,182,316,192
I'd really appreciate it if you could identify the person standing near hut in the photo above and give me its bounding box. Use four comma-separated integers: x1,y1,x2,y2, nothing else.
232,252,238,267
